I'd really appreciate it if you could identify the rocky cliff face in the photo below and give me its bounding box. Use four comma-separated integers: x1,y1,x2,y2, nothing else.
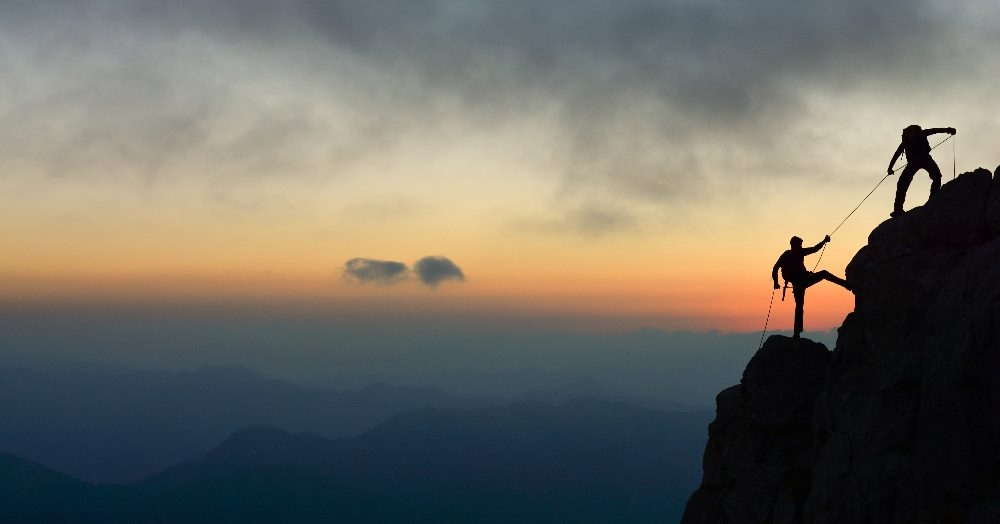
684,166,1000,523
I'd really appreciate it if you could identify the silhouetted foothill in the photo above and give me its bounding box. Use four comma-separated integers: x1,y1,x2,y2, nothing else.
687,166,1000,523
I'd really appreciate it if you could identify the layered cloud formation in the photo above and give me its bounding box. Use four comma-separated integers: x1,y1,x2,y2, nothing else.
2,0,993,213
4,0,999,328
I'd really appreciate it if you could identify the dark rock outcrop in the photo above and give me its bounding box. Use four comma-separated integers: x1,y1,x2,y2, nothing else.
685,166,1000,523
684,336,830,524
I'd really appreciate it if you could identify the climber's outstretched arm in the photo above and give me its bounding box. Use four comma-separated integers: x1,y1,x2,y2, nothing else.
803,236,830,256
923,127,957,136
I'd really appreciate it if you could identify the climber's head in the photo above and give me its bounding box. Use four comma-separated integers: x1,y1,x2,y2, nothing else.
790,236,803,248
903,124,922,139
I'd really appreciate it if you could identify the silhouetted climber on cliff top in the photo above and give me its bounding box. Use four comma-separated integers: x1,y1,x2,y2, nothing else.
888,124,956,217
772,235,852,338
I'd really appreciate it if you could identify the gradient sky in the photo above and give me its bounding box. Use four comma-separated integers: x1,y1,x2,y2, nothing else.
4,0,1000,332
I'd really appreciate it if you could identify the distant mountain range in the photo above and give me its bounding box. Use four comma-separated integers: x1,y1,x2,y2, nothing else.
514,375,698,411
0,399,711,523
0,365,695,485
0,365,484,483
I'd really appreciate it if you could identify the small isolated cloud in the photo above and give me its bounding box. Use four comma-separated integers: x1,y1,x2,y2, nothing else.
343,258,409,284
414,256,465,287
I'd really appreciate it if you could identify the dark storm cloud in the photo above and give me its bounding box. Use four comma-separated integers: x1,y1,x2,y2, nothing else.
343,258,409,284
0,0,981,204
279,0,954,128
414,257,465,287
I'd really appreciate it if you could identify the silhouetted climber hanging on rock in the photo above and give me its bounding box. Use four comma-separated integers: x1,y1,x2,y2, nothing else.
888,124,956,217
772,235,852,338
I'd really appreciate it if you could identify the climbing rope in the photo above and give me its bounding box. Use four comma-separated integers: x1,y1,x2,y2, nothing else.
758,288,776,350
810,133,955,271
758,133,956,343
809,172,890,270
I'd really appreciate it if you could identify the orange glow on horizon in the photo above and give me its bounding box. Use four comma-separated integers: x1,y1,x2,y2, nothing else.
1,267,856,333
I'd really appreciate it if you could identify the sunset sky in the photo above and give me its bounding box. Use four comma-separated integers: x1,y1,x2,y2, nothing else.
4,0,1000,333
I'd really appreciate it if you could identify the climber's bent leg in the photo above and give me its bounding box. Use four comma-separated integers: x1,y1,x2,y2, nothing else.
815,270,851,291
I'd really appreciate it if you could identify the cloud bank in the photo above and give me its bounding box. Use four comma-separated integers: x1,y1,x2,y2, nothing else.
2,0,996,231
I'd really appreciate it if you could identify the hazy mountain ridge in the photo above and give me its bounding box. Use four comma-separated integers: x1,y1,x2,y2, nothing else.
4,313,841,408
514,376,699,411
0,360,711,484
0,365,485,484
0,399,711,523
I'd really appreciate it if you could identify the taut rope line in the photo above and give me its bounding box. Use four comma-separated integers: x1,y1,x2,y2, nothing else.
811,133,955,271
758,289,776,350
758,133,955,344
